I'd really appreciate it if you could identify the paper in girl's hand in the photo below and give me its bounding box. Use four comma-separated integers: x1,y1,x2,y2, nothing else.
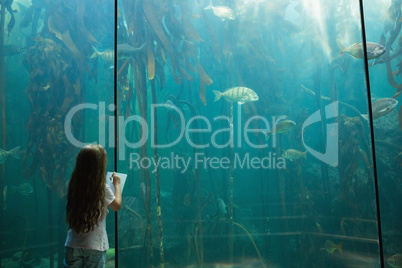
106,172,127,194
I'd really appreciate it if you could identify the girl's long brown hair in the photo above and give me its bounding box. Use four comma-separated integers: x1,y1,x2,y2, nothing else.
66,144,107,233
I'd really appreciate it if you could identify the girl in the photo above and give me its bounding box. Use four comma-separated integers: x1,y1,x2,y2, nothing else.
64,144,122,268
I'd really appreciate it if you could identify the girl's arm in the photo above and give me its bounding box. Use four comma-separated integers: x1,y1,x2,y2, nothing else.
109,173,122,211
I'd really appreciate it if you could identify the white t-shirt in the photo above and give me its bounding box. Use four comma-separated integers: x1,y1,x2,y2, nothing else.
65,184,115,251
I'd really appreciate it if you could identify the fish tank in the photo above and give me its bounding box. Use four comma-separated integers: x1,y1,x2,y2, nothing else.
0,0,401,267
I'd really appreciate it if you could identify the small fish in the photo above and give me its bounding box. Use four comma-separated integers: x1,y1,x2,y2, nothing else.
91,43,146,62
337,39,386,60
282,149,307,161
91,47,113,61
3,186,7,201
262,120,296,140
2,44,24,56
210,198,227,221
2,186,7,210
361,98,398,120
301,84,331,100
204,2,236,20
321,240,343,254
213,87,258,104
9,182,33,196
388,253,402,267
0,146,20,164
315,222,323,233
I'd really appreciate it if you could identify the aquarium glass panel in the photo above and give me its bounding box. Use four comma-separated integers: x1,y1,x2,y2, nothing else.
0,0,116,267
2,0,399,267
113,0,382,267
363,0,402,266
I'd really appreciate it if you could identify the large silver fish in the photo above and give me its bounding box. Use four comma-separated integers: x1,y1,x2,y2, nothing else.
91,43,146,62
204,2,236,20
337,40,386,60
213,87,258,104
0,146,20,164
362,98,398,120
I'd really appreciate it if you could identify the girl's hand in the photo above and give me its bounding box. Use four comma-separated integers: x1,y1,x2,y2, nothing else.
111,172,121,186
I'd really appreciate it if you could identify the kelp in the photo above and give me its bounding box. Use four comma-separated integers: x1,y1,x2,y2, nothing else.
202,9,221,63
0,1,6,266
20,1,114,266
368,3,402,99
181,1,202,42
183,15,202,42
197,59,213,105
76,2,98,44
399,106,402,132
142,1,178,76
147,42,155,80
384,51,402,98
23,39,81,196
61,31,82,58
23,37,84,267
338,116,375,217
151,79,164,265
0,0,16,35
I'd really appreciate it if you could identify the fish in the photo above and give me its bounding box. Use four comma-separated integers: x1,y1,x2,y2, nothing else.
321,240,343,254
337,40,386,60
0,146,20,164
315,222,323,233
9,182,33,196
282,149,307,161
262,120,296,140
213,87,258,104
210,198,227,221
301,84,331,100
388,253,402,267
204,2,236,20
90,43,146,62
398,106,402,132
361,98,398,120
3,186,6,201
2,186,6,210
2,44,24,56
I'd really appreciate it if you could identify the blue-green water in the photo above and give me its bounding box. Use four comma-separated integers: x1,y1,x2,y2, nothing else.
0,0,401,267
